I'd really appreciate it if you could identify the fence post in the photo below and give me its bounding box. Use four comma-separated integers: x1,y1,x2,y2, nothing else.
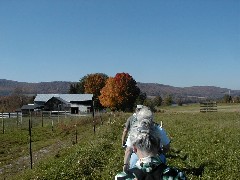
20,112,23,126
75,124,78,144
92,99,95,134
41,111,43,127
109,113,111,124
100,115,103,125
30,111,32,128
29,118,33,169
58,110,59,123
2,113,4,134
17,112,19,127
93,120,96,134
52,119,54,132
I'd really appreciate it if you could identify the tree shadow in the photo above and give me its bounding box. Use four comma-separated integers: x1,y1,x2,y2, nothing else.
183,161,217,176
166,147,187,161
166,148,216,177
183,163,204,176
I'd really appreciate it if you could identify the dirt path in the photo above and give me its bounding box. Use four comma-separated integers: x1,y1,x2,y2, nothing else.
0,139,72,179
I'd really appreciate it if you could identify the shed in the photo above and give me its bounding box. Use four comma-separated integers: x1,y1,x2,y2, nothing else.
21,104,43,114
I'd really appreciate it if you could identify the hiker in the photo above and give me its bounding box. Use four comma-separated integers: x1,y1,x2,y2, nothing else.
115,111,186,180
123,106,170,171
121,105,143,148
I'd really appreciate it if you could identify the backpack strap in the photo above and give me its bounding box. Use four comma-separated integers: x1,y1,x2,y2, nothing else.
129,167,146,180
129,163,167,180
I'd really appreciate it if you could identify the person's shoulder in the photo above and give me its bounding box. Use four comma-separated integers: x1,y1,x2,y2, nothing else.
126,114,137,123
115,171,136,180
127,114,135,120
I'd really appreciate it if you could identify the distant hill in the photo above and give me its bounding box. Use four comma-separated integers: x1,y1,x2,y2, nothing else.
0,79,71,96
1,79,240,100
137,83,240,100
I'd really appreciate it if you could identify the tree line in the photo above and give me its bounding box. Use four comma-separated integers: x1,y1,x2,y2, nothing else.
69,72,175,112
69,73,139,111
1,72,239,113
0,88,33,113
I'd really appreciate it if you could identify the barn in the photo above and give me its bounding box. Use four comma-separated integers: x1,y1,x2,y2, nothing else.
34,94,93,114
21,104,43,114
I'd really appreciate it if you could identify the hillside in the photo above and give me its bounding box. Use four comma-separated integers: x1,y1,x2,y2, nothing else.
0,79,240,99
0,79,71,96
137,83,240,99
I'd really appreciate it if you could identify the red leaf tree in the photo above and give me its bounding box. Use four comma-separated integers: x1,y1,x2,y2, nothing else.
99,73,140,111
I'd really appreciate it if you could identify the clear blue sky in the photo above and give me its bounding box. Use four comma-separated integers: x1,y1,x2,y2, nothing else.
0,0,239,89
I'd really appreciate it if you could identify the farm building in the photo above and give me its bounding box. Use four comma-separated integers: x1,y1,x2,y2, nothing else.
34,94,93,114
21,104,43,114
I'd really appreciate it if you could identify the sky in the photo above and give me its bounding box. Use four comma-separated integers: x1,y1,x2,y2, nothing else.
0,0,239,90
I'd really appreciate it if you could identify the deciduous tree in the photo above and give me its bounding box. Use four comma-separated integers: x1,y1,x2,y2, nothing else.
84,73,108,96
143,98,156,112
0,87,32,112
99,73,140,111
153,95,162,107
164,95,173,106
135,92,147,107
84,73,108,109
99,77,118,110
68,76,86,94
69,84,78,94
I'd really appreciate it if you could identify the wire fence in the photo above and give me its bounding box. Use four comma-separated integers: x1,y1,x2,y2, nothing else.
0,110,125,178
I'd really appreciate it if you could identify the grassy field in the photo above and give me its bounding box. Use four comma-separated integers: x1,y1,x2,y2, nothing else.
0,103,239,179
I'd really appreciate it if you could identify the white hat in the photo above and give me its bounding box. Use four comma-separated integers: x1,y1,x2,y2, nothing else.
136,105,143,109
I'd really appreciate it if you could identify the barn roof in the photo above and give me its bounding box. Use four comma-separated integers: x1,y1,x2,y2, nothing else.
34,94,93,103
21,104,42,110
51,97,70,105
45,96,71,107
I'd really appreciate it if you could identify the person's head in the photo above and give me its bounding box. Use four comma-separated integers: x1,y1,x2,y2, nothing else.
130,107,160,155
135,105,143,113
136,106,154,122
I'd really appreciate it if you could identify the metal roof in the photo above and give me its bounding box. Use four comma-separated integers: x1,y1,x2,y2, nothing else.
34,94,93,103
52,97,70,105
21,104,42,110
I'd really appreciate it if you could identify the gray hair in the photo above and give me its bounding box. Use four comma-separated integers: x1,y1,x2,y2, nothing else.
129,107,160,154
136,106,154,122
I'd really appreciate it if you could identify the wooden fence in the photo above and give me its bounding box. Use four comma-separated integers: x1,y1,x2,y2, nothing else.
200,101,217,112
0,112,22,118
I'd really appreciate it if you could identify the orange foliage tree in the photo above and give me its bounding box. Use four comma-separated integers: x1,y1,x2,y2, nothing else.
99,77,119,110
84,73,108,109
99,73,140,111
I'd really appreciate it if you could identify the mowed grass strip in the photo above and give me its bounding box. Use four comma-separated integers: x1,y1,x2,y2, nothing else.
0,115,99,179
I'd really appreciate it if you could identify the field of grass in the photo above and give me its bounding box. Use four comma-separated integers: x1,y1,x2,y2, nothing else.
159,103,240,113
0,104,239,179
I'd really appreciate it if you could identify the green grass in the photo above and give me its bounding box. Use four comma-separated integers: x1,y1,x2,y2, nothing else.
155,112,240,179
0,115,97,179
1,105,240,179
158,103,240,113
